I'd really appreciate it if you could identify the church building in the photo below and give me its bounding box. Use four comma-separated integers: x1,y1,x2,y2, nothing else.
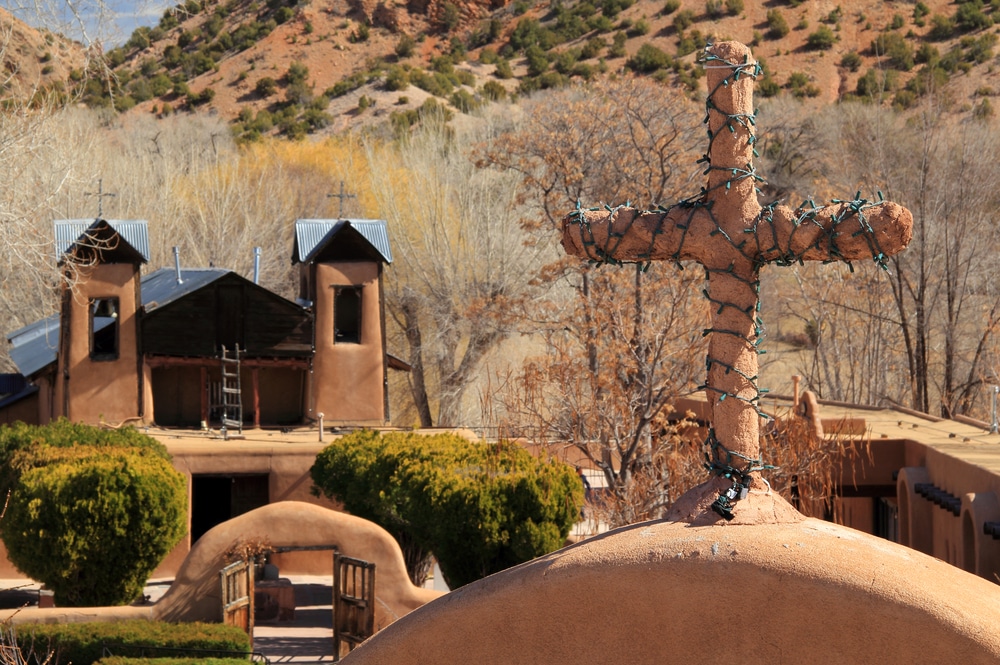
0,216,398,429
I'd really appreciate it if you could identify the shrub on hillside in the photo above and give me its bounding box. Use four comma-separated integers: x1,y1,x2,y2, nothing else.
311,430,582,589
0,421,186,607
626,43,672,73
806,25,836,50
766,9,789,39
872,32,914,71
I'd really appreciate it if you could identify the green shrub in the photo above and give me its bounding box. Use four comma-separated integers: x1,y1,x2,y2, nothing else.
494,58,514,78
481,80,507,101
311,431,582,589
840,51,862,72
928,14,955,40
0,421,186,608
441,2,461,32
97,659,249,665
956,2,992,32
396,34,416,58
629,18,650,36
609,30,627,57
581,36,605,59
627,43,671,73
20,621,249,665
662,0,680,14
757,76,780,97
286,61,309,85
915,42,939,66
384,65,409,91
450,88,477,112
525,44,549,76
325,72,367,97
766,9,789,39
806,25,836,50
872,32,914,70
672,9,695,31
255,76,277,97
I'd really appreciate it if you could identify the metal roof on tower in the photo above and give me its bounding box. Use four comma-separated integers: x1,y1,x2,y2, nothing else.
54,219,151,262
292,219,392,264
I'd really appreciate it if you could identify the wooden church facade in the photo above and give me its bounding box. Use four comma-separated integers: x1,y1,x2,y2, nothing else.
1,217,396,429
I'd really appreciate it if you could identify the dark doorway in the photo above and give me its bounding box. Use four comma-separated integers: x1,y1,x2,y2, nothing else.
191,474,270,543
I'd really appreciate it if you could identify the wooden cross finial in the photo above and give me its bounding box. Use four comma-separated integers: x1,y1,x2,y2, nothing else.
561,42,913,525
85,179,116,219
327,181,357,219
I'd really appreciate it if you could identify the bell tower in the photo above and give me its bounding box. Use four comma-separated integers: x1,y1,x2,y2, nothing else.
54,219,148,424
292,219,392,425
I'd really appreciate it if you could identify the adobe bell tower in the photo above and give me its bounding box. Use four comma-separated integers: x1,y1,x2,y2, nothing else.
54,219,149,424
292,219,392,426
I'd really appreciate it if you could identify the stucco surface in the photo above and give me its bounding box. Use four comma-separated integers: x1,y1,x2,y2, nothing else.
343,516,1000,664
153,501,441,627
0,501,441,630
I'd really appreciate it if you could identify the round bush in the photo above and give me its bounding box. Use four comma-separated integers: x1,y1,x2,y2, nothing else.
311,430,582,589
0,422,186,607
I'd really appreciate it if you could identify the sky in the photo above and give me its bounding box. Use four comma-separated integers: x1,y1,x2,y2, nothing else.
0,0,172,46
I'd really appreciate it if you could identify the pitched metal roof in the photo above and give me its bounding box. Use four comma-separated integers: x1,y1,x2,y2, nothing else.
8,315,60,378
293,219,392,264
54,219,151,262
141,268,230,313
5,269,229,377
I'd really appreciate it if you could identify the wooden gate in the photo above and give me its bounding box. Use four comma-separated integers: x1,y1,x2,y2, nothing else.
333,553,375,661
220,559,255,647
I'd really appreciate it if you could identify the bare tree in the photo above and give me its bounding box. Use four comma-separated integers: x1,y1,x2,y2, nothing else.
765,96,1000,419
478,77,713,525
366,111,546,428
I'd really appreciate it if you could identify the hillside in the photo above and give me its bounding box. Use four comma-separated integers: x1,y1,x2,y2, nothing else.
5,0,1000,135
0,7,85,100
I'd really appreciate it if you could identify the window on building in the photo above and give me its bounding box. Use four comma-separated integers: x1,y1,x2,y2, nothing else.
874,497,899,543
334,287,362,344
90,297,120,360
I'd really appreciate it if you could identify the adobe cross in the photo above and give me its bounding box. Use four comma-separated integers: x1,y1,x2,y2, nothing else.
561,42,913,524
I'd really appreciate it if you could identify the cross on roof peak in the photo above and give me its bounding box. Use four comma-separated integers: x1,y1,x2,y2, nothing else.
327,181,357,219
561,41,913,525
85,178,116,219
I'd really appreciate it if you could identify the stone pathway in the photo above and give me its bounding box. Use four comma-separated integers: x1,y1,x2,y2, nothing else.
253,580,335,664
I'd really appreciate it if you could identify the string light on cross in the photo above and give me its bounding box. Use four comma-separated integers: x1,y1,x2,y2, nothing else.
561,42,913,524
85,179,116,219
327,181,357,219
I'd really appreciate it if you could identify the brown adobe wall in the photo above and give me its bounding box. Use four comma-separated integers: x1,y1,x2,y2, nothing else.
56,263,141,425
342,516,1000,664
152,501,441,627
311,262,385,424
0,502,442,630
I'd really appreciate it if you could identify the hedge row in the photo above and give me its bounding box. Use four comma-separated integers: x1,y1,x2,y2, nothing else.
97,659,251,665
15,621,251,665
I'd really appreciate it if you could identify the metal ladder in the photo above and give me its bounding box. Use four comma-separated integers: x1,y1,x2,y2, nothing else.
219,344,243,439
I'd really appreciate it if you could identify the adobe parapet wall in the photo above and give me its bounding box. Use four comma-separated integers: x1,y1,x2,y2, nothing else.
343,516,1000,664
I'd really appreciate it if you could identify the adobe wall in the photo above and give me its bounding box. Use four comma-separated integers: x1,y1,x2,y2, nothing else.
57,262,142,425
0,502,442,630
311,262,385,424
153,439,340,577
0,438,338,580
152,502,442,627
343,517,1000,664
